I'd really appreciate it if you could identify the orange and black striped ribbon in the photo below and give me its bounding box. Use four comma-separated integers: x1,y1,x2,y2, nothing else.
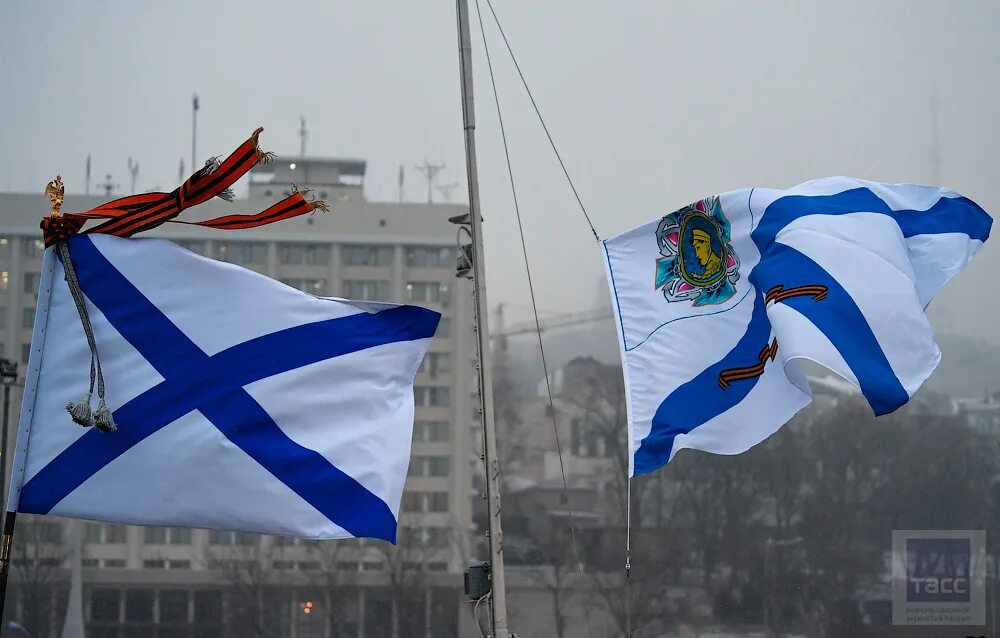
718,338,779,389
41,128,327,247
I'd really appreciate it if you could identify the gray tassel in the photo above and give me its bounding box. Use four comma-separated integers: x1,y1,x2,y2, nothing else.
58,241,117,433
93,399,117,433
202,157,221,175
66,393,94,427
217,187,236,202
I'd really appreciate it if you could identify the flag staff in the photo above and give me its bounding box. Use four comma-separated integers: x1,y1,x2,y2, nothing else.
454,0,511,636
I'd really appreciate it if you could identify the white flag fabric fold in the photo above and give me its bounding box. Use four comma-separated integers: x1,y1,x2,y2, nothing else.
8,234,439,541
602,177,991,477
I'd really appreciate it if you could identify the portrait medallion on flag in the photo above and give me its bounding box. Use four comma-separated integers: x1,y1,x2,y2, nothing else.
654,196,740,306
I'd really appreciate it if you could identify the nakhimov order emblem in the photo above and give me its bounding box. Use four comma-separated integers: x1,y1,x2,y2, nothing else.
654,195,740,306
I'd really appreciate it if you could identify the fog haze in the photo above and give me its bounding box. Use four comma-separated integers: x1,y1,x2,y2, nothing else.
2,0,998,341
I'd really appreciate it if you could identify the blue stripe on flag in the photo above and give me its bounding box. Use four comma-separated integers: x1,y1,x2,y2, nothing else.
633,290,773,476
753,188,991,253
19,235,439,542
751,242,909,415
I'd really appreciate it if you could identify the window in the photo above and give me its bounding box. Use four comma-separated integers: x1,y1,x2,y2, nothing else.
342,245,393,267
362,561,383,571
23,272,40,295
0,307,6,329
414,421,449,442
214,241,267,266
23,238,44,259
143,559,165,569
435,317,451,337
0,271,8,292
408,456,450,477
106,524,126,543
419,352,451,376
22,307,34,329
406,246,456,268
167,559,191,569
194,590,223,621
21,343,31,364
414,386,450,407
280,243,331,265
0,237,9,257
170,528,192,544
104,559,126,568
160,590,189,622
91,588,121,621
209,530,256,546
281,278,328,295
403,491,449,512
343,279,389,301
144,527,167,544
146,526,190,545
125,589,154,622
86,523,125,544
28,520,62,543
406,282,451,306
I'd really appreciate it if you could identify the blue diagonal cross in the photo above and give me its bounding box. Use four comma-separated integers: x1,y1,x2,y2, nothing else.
18,235,439,542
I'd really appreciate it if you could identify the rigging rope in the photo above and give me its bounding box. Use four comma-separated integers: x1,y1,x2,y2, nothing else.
482,0,601,243
472,2,595,637
625,476,634,638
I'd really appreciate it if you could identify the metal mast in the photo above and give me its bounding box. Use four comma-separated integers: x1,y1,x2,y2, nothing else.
454,1,510,636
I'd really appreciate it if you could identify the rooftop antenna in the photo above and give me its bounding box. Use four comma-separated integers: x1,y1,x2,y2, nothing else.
398,164,405,202
178,157,185,184
85,155,91,195
96,173,118,198
435,182,460,203
299,116,308,157
127,157,139,193
414,159,445,204
191,93,199,170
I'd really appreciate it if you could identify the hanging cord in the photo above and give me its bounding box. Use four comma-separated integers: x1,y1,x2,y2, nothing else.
58,241,116,433
473,592,490,638
625,476,633,638
482,0,600,243
473,2,594,637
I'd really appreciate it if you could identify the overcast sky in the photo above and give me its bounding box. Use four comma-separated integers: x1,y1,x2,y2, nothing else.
2,1,998,342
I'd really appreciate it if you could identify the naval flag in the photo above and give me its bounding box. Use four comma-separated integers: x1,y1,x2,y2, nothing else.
603,177,991,477
8,234,439,542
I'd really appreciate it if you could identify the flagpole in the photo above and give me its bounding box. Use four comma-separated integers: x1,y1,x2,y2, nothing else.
455,1,511,636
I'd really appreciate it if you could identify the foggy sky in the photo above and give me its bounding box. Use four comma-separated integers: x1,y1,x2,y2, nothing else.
2,1,999,343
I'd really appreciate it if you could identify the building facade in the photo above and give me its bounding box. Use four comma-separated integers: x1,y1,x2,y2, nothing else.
0,157,481,637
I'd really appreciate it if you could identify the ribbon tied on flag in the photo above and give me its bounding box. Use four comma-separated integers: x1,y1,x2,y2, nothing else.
39,128,330,432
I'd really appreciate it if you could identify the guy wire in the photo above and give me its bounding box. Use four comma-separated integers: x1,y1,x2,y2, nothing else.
472,1,595,637
483,0,600,242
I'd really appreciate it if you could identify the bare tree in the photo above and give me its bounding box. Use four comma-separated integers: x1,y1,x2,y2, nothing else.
207,534,285,638
11,515,68,637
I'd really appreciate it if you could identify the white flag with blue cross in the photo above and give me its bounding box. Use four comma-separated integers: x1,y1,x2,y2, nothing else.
602,177,991,477
8,234,439,542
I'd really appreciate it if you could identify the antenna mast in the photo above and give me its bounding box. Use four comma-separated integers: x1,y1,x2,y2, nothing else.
96,174,118,198
128,157,139,194
191,94,199,170
299,116,308,156
85,155,91,195
454,0,510,636
415,159,445,204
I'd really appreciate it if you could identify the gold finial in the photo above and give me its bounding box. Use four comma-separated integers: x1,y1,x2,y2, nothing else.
44,175,65,217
